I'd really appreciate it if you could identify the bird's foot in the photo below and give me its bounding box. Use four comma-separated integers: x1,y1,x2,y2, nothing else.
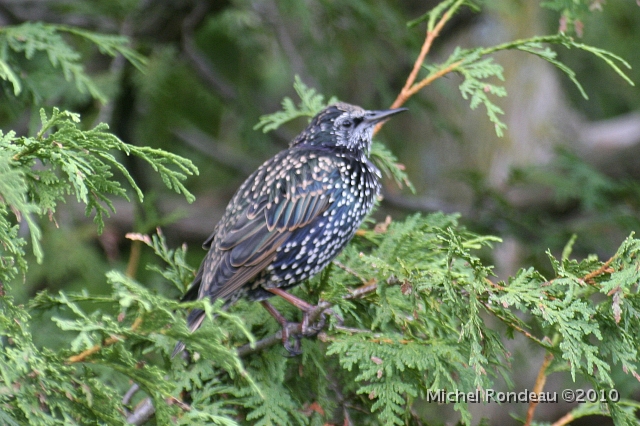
284,335,303,357
301,304,343,336
281,322,303,356
301,310,326,337
261,297,337,356
283,306,329,355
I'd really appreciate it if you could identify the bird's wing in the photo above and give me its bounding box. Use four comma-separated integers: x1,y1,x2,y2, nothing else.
197,152,339,302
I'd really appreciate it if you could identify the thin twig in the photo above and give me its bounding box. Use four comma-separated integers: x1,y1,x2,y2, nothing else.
122,382,140,417
333,325,371,334
345,280,378,299
550,412,574,426
369,337,412,345
333,261,368,284
524,351,554,426
582,255,615,283
92,18,134,128
374,0,465,135
236,328,285,358
126,240,142,278
172,128,260,176
395,7,452,106
181,1,236,101
403,60,464,100
66,317,142,364
483,302,551,348
167,395,191,411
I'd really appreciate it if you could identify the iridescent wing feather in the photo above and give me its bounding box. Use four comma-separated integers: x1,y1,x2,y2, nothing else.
188,149,339,306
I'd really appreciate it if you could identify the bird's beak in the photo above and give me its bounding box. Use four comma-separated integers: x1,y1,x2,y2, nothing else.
363,107,408,125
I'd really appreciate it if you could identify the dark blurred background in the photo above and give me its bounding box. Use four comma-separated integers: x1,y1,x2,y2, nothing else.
1,1,639,424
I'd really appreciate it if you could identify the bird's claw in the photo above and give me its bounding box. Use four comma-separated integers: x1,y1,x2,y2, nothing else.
279,321,303,356
276,302,338,356
283,334,303,357
301,311,326,337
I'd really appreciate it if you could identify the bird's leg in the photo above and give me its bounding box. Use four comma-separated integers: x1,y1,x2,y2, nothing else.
266,288,326,337
266,288,314,310
260,300,301,356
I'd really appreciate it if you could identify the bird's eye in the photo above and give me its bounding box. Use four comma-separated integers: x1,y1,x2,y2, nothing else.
341,120,353,128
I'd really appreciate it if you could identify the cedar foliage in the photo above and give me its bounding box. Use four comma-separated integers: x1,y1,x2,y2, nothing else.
1,2,640,425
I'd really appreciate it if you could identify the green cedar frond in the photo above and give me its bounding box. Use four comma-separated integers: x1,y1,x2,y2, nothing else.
4,213,640,425
370,142,415,192
0,22,145,103
0,150,43,260
254,75,338,133
1,108,198,244
422,33,632,136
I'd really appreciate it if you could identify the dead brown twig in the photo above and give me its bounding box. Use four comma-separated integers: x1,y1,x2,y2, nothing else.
66,317,142,364
550,412,574,426
582,255,615,283
374,0,465,135
524,351,554,426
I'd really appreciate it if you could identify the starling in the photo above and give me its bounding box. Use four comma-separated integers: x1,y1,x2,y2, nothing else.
175,102,406,355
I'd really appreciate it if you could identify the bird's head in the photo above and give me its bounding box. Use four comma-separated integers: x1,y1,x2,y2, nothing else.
291,102,407,154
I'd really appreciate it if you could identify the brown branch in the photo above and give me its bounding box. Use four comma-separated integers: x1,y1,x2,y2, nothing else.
524,351,554,426
393,3,457,108
405,60,464,100
66,317,142,364
582,255,615,283
345,280,378,299
550,412,574,426
483,302,550,348
374,0,465,135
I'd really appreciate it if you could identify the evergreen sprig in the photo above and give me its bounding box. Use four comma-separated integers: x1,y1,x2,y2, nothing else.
0,108,198,271
422,34,632,136
254,75,338,133
4,212,640,425
0,22,145,103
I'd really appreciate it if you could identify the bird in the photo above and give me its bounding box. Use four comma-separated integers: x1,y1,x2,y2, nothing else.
174,102,406,356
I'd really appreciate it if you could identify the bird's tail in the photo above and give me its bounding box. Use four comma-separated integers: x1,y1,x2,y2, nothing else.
171,308,207,358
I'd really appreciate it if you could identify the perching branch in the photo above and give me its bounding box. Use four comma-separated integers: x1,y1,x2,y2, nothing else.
524,351,555,426
374,0,465,135
126,280,381,424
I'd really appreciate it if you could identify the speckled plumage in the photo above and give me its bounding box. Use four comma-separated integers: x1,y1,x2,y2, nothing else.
177,102,406,348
